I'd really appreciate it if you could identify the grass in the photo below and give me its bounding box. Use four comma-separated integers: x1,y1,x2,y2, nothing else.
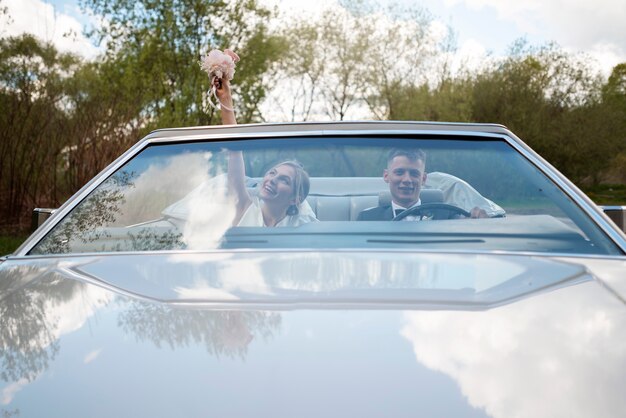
498,185,626,215
581,184,626,206
0,234,29,256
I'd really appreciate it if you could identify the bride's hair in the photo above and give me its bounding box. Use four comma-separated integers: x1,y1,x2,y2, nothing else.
271,161,310,216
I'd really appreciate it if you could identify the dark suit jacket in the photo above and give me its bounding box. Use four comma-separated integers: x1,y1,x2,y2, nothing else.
357,205,394,221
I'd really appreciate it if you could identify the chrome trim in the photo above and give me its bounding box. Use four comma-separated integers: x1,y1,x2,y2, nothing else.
147,120,510,136
143,128,507,144
6,246,626,262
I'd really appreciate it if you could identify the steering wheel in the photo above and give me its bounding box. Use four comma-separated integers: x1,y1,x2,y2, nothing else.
392,203,471,221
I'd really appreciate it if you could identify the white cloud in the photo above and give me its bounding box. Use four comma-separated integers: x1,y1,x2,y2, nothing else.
585,42,625,77
46,278,113,339
452,38,491,74
401,283,626,418
1,378,29,405
1,0,100,58
260,0,340,16
446,0,626,72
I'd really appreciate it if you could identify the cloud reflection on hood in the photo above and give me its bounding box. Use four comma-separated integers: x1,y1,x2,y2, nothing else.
401,281,626,418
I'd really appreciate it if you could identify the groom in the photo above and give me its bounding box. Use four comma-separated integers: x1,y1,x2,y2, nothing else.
357,148,488,221
357,149,428,221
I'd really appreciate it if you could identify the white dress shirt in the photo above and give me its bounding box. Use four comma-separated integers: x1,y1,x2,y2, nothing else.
391,199,425,221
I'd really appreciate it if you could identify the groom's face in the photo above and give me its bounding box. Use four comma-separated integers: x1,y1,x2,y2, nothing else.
384,156,427,208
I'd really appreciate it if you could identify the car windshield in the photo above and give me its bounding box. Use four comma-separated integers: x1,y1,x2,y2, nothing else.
29,136,621,256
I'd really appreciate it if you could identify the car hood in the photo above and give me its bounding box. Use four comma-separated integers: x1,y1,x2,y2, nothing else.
0,251,625,418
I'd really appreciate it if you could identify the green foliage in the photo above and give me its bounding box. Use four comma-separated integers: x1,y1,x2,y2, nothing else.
79,0,284,126
599,64,626,183
0,1,285,228
0,35,80,224
380,39,625,188
602,63,626,105
583,184,626,205
386,79,474,122
275,2,441,121
1,0,625,232
0,234,27,256
468,42,624,186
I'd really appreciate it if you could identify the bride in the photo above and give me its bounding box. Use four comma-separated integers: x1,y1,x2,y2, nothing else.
214,77,317,227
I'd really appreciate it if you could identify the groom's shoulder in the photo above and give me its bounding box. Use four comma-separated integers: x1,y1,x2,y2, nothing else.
357,205,390,221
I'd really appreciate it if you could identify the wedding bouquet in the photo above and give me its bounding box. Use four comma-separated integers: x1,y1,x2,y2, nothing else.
199,49,240,111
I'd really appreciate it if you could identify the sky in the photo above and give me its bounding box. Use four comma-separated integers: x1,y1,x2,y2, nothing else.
1,0,625,77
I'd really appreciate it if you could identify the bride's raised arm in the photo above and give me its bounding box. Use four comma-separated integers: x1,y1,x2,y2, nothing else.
215,78,251,220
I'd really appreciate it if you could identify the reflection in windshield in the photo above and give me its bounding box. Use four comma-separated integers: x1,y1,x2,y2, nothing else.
32,171,135,254
27,137,622,256
400,282,626,418
31,152,239,254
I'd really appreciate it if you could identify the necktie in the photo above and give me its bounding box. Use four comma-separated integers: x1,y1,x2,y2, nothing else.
394,209,405,217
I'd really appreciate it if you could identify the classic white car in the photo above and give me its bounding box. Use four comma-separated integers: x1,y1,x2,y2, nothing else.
1,121,625,417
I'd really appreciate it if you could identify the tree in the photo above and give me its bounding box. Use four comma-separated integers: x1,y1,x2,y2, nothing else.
270,6,373,121
79,0,285,127
469,41,608,184
0,35,79,225
597,63,626,183
360,4,450,120
266,1,447,122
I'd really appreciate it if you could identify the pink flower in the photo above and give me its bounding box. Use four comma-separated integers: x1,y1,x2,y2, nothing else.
199,49,240,81
224,49,240,63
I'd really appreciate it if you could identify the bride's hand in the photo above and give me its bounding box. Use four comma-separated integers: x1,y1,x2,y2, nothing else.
214,77,234,112
215,78,236,124
214,77,231,103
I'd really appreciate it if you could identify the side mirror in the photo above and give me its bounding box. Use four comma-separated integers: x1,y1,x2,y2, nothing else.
601,206,626,233
31,208,56,232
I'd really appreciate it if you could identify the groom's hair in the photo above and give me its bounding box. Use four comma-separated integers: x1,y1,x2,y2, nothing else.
387,148,426,167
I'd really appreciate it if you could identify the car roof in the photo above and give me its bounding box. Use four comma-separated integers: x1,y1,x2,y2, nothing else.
145,120,513,142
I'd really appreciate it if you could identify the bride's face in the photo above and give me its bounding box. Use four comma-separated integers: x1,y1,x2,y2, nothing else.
259,164,297,207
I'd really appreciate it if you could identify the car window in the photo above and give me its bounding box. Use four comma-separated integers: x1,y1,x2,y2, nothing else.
28,136,622,255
